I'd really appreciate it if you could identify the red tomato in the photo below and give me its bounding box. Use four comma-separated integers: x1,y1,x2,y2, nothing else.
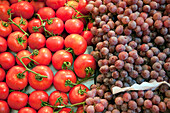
0,82,9,100
76,106,84,113
67,0,79,10
0,68,5,82
29,91,48,110
11,17,28,32
16,50,32,66
81,31,93,46
46,36,64,52
69,84,89,104
53,70,77,92
59,108,72,113
28,19,44,34
7,31,27,52
30,1,45,13
78,0,89,15
6,66,28,90
46,0,66,10
65,19,84,34
28,66,54,90
76,13,86,25
52,50,73,70
38,106,53,113
0,100,10,113
0,4,10,21
56,6,75,22
9,0,19,4
28,33,46,49
18,107,37,113
0,20,12,38
49,91,68,107
87,21,93,30
33,48,52,66
7,91,28,110
64,34,87,55
0,52,15,70
37,7,55,20
0,36,7,52
0,1,10,6
45,18,64,35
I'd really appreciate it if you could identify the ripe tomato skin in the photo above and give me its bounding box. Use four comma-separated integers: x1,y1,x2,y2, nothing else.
7,91,28,110
46,36,64,52
64,34,87,55
56,6,75,22
6,66,28,90
78,0,89,15
7,31,27,52
52,50,73,70
0,4,10,21
37,7,55,20
0,52,15,70
0,36,7,52
0,20,12,38
16,50,32,66
65,19,84,34
88,22,93,30
28,66,54,90
53,70,77,92
0,100,10,113
33,48,52,66
46,0,66,10
45,18,64,35
28,19,44,34
76,106,84,113
9,0,19,4
0,68,5,82
69,84,89,104
29,91,48,110
11,17,28,32
0,82,9,100
28,33,46,49
18,107,37,113
81,31,93,46
67,0,79,10
30,1,45,13
0,1,10,6
59,108,72,113
38,106,53,113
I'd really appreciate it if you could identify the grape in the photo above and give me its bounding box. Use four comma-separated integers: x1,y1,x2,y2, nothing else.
158,102,167,112
141,23,149,31
118,52,128,60
165,90,170,98
144,100,153,109
106,111,111,113
129,41,137,49
126,57,134,64
121,103,128,111
95,103,104,112
108,104,114,111
136,17,144,26
129,50,138,59
115,97,124,105
117,7,124,14
150,71,159,79
131,92,138,100
124,63,133,72
135,57,144,65
86,97,94,105
153,12,162,20
104,92,113,101
87,90,96,98
128,21,136,29
122,16,130,24
109,37,118,46
129,70,138,78
115,80,123,87
94,0,102,8
141,44,149,52
123,93,131,102
128,100,137,110
100,99,108,108
118,1,126,9
112,109,120,113
141,70,150,79
143,5,151,13
138,90,144,97
136,98,144,106
112,71,119,79
124,8,132,16
164,62,170,71
152,62,162,71
151,105,160,113
99,5,107,14
97,89,104,97
115,25,123,35
86,105,95,113
145,90,154,99
152,95,161,105
154,20,163,29
115,60,124,70
109,5,117,13
86,4,94,12
167,101,170,109
146,50,153,58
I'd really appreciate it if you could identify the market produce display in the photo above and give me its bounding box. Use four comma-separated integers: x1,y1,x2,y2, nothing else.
0,0,169,113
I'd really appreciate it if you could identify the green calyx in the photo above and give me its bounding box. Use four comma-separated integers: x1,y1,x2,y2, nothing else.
33,49,39,56
62,62,72,70
85,67,95,76
17,35,26,46
47,19,53,25
17,73,25,79
2,21,9,27
65,79,77,87
19,16,26,25
78,86,87,95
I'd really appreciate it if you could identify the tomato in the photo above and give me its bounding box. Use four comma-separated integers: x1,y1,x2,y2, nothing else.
0,4,10,21
64,34,87,55
28,19,44,34
11,17,28,32
7,31,27,52
45,18,64,35
0,82,9,100
28,66,54,90
0,36,7,52
59,108,72,113
9,0,18,4
37,7,55,20
6,66,28,90
69,84,89,104
38,106,53,113
81,31,93,46
16,50,32,66
30,1,45,13
76,13,86,25
56,6,75,22
78,0,89,15
0,68,5,82
87,21,93,30
49,91,68,107
65,19,84,34
53,70,77,92
0,20,12,38
76,106,84,113
7,91,28,110
18,107,37,113
52,50,73,70
67,0,79,10
0,101,10,113
46,36,64,52
46,0,66,10
0,1,10,6
29,91,48,110
33,48,52,66
0,52,15,70
28,33,46,49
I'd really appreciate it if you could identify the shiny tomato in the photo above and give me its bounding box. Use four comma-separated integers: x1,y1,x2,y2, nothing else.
0,20,12,38
9,0,18,4
0,36,7,52
18,107,37,113
81,30,93,46
53,70,77,92
38,106,53,113
30,1,45,13
0,52,15,70
11,17,28,32
45,18,64,35
33,48,52,66
0,101,10,113
28,66,54,90
88,21,93,30
59,108,72,113
29,91,48,110
28,19,44,34
0,1,10,6
0,4,10,21
67,0,79,10
69,84,89,104
7,31,27,52
65,19,84,34
7,91,28,110
46,0,66,10
28,33,46,49
0,82,9,100
0,68,5,82
16,50,32,66
78,0,89,15
6,66,28,90
76,106,84,113
76,13,86,25
46,36,64,52
37,7,55,20
52,50,73,70
64,34,87,55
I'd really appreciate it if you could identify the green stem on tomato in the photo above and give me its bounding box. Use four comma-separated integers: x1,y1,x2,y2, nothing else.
77,76,95,84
